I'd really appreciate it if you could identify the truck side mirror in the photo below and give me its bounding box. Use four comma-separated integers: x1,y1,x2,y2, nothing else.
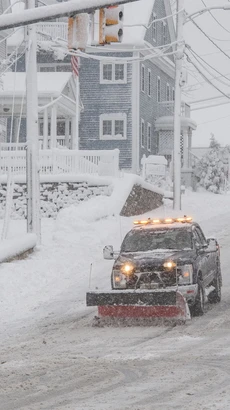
103,245,114,260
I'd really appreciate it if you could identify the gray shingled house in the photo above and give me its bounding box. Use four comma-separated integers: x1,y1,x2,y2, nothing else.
5,0,196,172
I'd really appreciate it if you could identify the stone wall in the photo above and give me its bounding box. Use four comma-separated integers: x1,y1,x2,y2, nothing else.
0,181,112,219
120,184,163,217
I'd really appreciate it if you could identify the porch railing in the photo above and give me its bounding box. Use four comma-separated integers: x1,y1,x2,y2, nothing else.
36,22,68,41
0,149,120,178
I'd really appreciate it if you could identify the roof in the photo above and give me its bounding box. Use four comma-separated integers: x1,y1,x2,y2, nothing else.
0,72,72,97
122,0,155,45
155,116,197,131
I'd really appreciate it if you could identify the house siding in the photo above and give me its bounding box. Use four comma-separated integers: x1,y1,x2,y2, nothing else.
79,52,133,169
145,0,174,62
139,0,175,162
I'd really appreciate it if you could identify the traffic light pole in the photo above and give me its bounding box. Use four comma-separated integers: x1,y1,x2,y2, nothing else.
0,0,138,31
173,0,184,211
25,0,41,242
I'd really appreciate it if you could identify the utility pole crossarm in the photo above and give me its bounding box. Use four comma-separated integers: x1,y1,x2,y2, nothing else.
0,0,138,31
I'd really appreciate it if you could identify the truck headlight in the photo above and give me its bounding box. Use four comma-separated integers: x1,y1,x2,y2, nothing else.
112,270,127,289
178,264,193,285
120,262,135,276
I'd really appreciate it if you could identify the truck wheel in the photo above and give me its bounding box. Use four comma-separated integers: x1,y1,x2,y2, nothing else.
208,270,221,304
191,279,205,316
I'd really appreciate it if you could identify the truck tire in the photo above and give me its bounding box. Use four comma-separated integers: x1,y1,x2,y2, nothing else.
208,266,221,304
191,278,205,316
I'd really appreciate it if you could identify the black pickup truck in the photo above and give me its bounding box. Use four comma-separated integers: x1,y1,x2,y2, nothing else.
104,217,222,316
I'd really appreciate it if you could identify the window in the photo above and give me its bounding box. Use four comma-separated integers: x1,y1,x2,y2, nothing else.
103,64,113,81
103,120,112,137
115,64,125,81
162,22,167,45
152,13,157,41
157,76,161,102
148,69,151,97
147,123,151,151
166,83,170,101
172,87,175,101
141,65,145,92
141,119,145,147
100,62,127,84
100,113,127,140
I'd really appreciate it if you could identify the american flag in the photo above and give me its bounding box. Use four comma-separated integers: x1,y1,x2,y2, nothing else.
71,55,79,77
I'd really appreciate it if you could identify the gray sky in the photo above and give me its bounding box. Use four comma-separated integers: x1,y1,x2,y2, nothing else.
183,0,230,147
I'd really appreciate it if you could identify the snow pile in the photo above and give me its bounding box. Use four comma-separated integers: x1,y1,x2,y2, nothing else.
0,233,36,263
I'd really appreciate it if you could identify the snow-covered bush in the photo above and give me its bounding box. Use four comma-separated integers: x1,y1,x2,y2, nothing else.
194,138,229,194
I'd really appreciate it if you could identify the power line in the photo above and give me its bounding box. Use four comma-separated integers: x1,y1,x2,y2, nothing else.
185,51,230,100
201,0,230,35
190,18,230,62
198,114,230,126
186,46,230,87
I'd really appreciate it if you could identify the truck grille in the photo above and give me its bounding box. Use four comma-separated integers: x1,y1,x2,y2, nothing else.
127,269,178,289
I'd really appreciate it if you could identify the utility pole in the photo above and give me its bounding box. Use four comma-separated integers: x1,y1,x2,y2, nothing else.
173,0,184,210
25,0,41,242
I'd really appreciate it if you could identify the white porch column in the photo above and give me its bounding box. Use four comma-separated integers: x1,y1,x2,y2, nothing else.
183,128,189,169
43,108,48,149
65,117,70,148
71,116,76,150
14,117,20,143
50,103,57,149
188,129,192,167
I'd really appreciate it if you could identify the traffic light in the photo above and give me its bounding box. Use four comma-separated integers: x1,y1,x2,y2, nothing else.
99,5,124,45
68,13,89,51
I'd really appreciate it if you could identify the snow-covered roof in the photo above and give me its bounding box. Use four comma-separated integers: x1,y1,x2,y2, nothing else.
0,72,72,96
122,0,155,45
155,116,197,131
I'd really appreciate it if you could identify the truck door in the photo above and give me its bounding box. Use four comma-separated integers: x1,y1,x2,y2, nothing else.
194,227,215,286
192,227,209,287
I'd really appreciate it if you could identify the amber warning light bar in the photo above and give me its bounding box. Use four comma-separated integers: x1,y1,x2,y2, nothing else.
133,217,193,225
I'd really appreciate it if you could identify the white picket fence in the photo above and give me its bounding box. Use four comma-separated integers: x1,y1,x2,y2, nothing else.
0,149,120,177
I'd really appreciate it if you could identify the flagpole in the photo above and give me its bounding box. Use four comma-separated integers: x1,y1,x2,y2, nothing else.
75,74,79,150
71,55,80,150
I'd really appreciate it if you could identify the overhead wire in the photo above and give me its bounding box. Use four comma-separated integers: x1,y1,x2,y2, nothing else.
190,18,230,62
200,0,230,35
185,51,230,100
186,46,230,87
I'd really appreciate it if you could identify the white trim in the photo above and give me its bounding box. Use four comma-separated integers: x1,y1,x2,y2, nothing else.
141,64,145,93
132,51,140,173
157,76,161,103
141,118,145,148
99,113,127,140
100,61,127,84
142,42,175,79
148,68,151,97
147,122,151,152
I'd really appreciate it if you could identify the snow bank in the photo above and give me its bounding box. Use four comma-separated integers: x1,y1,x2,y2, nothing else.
0,233,36,263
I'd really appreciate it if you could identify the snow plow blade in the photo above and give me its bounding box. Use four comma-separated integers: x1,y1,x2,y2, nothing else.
86,290,190,322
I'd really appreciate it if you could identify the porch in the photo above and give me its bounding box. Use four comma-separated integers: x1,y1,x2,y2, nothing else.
0,72,79,149
0,146,120,178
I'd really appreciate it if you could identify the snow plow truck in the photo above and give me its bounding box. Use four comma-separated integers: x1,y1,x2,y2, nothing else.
86,217,222,324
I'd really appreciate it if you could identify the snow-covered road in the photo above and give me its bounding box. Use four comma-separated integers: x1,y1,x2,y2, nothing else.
1,191,230,410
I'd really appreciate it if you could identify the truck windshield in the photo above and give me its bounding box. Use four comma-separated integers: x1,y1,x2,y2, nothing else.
121,228,193,252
